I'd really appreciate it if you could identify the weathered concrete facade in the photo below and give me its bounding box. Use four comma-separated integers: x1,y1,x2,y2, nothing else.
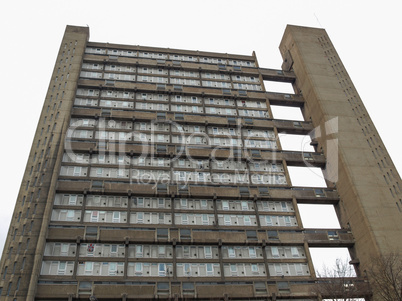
0,24,398,300
280,23,401,277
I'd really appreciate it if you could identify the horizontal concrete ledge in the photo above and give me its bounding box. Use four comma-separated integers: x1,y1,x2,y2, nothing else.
259,67,296,82
266,91,304,107
56,180,338,203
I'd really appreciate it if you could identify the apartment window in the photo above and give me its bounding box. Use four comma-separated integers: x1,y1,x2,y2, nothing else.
68,195,77,205
251,264,259,274
60,244,69,256
202,214,209,225
90,211,99,222
224,215,231,225
158,246,166,258
180,229,191,240
182,246,191,258
84,262,93,275
222,200,229,210
158,213,165,224
135,262,143,275
109,262,117,276
295,264,303,275
180,199,187,208
135,245,143,258
206,263,214,276
204,246,212,259
268,230,279,240
249,247,257,258
137,212,144,223
201,200,207,208
244,118,253,124
73,167,82,176
184,263,191,276
271,246,280,258
138,157,145,166
246,230,257,240
112,212,120,223
137,198,144,207
58,261,67,275
291,247,300,258
181,214,188,225
158,263,166,276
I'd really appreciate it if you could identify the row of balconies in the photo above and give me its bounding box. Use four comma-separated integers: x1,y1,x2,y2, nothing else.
70,118,278,136
43,242,306,260
81,67,262,84
62,153,285,171
82,51,260,81
55,180,337,202
77,78,303,107
50,210,297,228
80,71,264,92
76,83,303,109
82,50,299,89
84,48,258,67
40,260,310,279
66,141,326,168
35,279,369,300
47,226,352,246
71,106,311,134
75,97,269,110
58,166,287,186
78,88,271,108
68,131,277,149
53,194,294,212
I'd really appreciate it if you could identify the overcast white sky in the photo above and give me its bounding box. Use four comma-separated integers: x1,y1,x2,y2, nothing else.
0,0,400,272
